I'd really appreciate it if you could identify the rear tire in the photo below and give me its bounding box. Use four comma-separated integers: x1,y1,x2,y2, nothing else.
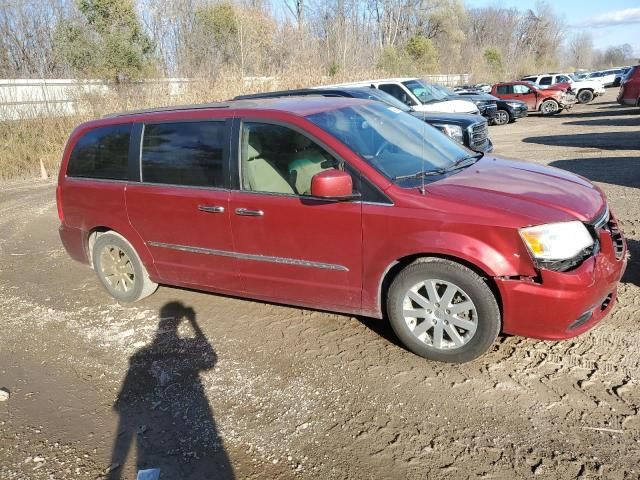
92,232,158,303
577,89,594,104
386,258,501,363
540,99,559,115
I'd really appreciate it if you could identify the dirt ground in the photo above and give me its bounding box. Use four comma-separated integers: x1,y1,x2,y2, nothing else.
1,89,639,480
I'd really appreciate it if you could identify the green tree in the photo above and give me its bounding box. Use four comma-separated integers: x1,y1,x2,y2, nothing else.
406,35,438,70
57,0,154,81
483,48,503,73
194,3,238,46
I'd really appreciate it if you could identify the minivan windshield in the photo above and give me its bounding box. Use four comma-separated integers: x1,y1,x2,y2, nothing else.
306,102,477,187
402,80,449,104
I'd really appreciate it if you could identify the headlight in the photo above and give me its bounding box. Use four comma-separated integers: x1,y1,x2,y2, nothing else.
433,124,464,144
506,102,522,108
519,221,594,266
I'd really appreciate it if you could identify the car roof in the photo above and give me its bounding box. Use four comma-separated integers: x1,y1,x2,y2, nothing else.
322,77,418,88
495,81,531,85
103,96,369,120
233,86,374,101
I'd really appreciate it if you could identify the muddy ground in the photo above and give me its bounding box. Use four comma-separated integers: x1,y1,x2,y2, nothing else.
1,90,639,480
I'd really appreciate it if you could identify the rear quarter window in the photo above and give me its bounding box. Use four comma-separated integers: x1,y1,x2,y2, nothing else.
66,124,131,180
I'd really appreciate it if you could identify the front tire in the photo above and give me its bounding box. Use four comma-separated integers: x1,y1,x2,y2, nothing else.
494,109,510,126
92,232,158,303
577,89,594,104
540,99,559,115
386,258,501,363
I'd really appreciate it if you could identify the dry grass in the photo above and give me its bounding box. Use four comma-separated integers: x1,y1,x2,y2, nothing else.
0,68,389,180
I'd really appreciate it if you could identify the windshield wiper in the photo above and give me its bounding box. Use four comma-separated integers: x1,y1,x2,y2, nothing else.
392,168,448,181
392,152,484,181
445,152,484,171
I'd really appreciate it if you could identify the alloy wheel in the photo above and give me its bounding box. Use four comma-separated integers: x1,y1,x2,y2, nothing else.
99,245,136,293
542,101,558,114
402,279,478,350
495,111,509,125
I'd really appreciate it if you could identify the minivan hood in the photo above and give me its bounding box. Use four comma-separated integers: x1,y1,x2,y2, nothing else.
426,156,605,224
413,99,479,114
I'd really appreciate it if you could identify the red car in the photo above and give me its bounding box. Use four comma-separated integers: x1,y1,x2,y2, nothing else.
57,97,627,363
617,65,640,107
491,81,575,114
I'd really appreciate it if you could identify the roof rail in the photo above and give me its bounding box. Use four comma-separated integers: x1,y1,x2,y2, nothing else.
102,102,233,119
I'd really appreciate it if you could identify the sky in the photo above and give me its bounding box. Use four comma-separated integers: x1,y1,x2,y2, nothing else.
464,0,640,57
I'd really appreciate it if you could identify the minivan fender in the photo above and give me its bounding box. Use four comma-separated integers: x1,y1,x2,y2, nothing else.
364,231,534,318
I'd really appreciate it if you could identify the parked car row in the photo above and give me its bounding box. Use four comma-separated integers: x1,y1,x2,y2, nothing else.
57,73,628,364
578,68,627,88
520,73,605,104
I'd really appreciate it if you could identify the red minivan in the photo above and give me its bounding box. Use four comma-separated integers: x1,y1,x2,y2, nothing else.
57,97,627,363
617,65,640,107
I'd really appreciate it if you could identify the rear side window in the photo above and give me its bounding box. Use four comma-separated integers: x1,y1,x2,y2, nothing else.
67,124,131,180
141,121,227,188
496,85,512,94
378,83,417,106
539,76,552,85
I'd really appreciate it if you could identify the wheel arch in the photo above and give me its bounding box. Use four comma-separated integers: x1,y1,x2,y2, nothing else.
84,225,158,280
538,98,558,111
376,252,503,321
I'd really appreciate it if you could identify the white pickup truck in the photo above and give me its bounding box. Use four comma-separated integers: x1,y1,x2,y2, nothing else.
325,78,480,114
521,73,605,104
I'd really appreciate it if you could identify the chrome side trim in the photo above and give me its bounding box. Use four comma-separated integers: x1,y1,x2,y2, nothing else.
148,241,349,272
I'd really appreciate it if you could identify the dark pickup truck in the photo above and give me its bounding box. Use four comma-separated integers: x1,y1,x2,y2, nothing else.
234,87,493,153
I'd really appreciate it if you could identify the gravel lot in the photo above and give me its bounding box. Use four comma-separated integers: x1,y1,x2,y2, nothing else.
1,90,639,480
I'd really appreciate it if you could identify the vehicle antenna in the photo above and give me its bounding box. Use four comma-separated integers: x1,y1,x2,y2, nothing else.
419,124,426,195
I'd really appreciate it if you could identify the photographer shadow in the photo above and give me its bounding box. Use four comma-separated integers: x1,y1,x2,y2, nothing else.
107,301,234,479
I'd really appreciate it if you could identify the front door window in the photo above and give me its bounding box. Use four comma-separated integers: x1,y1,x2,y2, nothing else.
240,122,346,196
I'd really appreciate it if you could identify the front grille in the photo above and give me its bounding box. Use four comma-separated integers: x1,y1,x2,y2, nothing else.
600,293,613,312
587,206,624,260
469,121,489,149
609,220,625,260
482,104,497,117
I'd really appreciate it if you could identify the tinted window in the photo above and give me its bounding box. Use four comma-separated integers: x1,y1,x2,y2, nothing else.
142,121,226,187
539,76,552,85
67,124,130,180
496,85,512,95
378,84,417,106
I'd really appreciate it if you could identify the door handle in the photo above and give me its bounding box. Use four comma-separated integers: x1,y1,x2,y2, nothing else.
235,208,264,217
198,205,225,213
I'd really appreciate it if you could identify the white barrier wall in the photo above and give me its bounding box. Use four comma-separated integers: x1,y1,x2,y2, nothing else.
0,74,471,120
0,78,195,120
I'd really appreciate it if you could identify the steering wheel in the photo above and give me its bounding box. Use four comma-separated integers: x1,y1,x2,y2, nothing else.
374,140,391,158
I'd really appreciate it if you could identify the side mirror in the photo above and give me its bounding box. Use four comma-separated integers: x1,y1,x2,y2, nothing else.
310,169,359,200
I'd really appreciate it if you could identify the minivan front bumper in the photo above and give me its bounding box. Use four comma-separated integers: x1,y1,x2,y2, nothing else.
497,229,627,340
